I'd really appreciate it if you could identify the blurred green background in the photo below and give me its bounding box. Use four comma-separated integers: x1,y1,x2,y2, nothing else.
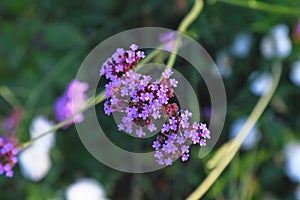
1,0,300,199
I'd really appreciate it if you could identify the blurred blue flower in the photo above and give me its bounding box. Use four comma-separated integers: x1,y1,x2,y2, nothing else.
296,185,300,200
284,142,300,183
215,50,232,78
260,24,291,59
230,117,261,150
231,32,253,58
290,60,300,86
249,71,273,96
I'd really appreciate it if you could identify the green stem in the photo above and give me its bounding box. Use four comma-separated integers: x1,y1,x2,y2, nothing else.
16,49,81,140
186,62,282,200
0,86,21,107
19,91,104,150
166,0,204,70
138,0,204,72
213,0,300,16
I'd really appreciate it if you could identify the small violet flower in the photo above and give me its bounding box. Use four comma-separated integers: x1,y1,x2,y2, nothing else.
54,79,89,128
0,137,18,177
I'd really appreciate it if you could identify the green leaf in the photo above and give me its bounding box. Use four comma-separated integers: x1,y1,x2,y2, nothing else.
43,23,86,49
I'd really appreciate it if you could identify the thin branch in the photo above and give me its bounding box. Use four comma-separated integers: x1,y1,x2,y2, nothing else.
186,62,282,200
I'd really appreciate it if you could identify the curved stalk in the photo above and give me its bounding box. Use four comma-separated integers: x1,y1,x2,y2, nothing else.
213,0,300,16
186,62,282,200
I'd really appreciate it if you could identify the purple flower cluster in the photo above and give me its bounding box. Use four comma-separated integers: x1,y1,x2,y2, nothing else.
153,110,210,165
0,137,18,177
3,107,23,134
100,44,145,82
100,44,210,166
54,79,89,129
103,69,178,137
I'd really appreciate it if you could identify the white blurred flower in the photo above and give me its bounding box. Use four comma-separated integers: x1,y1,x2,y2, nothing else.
19,116,55,181
65,178,107,200
215,50,232,78
229,117,261,150
260,36,273,59
296,185,300,200
231,32,253,58
19,146,52,181
284,142,300,183
249,71,273,96
290,60,300,86
30,115,55,153
260,24,291,59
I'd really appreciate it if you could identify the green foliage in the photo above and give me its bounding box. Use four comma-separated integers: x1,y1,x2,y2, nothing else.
1,0,300,199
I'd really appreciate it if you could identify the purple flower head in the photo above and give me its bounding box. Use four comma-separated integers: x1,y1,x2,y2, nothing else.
169,79,178,87
0,137,18,178
3,107,23,134
54,79,89,129
164,157,173,166
104,101,112,115
159,31,182,52
130,44,138,51
153,109,210,166
137,51,145,58
181,145,189,154
152,140,161,150
162,69,173,79
154,151,163,159
100,45,210,166
100,44,145,81
102,67,178,138
181,154,189,162
148,123,157,132
136,128,146,137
